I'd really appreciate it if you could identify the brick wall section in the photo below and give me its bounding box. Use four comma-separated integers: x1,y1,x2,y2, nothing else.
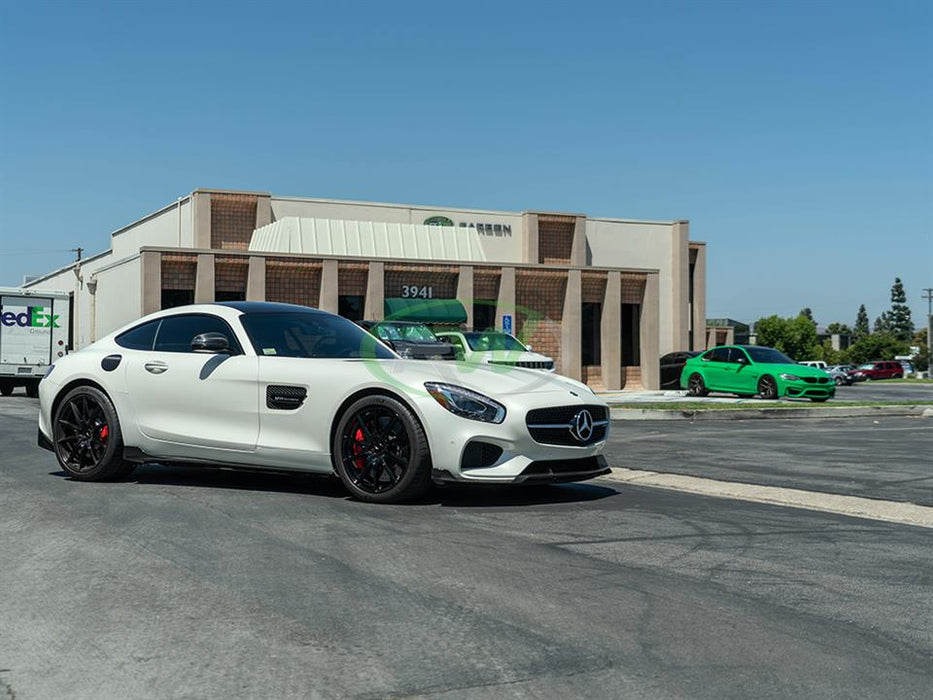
581,271,607,303
215,256,249,294
582,366,606,392
515,269,565,371
621,275,647,304
211,193,258,250
160,253,197,290
384,264,458,298
338,262,369,296
473,266,501,300
622,366,642,390
265,258,322,307
537,215,575,265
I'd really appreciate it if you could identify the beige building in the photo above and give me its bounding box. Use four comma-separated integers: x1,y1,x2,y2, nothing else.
24,188,708,390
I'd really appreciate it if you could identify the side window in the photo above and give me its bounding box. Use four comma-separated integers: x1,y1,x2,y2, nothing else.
115,320,161,350
153,314,242,354
728,348,749,364
707,347,729,363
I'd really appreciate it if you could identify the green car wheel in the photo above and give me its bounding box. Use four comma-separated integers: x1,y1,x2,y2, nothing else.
687,373,709,397
757,375,778,400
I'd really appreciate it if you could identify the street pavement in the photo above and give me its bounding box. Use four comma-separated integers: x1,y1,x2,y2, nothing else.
1,398,931,699
601,380,933,404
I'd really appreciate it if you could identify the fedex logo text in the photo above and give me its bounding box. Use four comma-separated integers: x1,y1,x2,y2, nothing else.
0,306,61,329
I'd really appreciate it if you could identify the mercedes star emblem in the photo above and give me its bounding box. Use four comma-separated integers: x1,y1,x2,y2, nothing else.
570,409,594,442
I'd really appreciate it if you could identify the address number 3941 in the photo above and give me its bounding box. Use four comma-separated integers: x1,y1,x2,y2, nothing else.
401,285,434,299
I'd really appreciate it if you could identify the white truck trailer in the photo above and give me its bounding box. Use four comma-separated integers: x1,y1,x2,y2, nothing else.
0,287,71,397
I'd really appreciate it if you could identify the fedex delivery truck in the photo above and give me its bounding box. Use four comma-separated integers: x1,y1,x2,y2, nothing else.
0,288,71,397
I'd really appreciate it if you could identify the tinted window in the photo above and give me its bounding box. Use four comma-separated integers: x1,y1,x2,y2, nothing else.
745,346,794,364
115,320,161,350
706,347,730,362
154,314,241,354
464,332,526,352
728,347,750,364
241,312,395,359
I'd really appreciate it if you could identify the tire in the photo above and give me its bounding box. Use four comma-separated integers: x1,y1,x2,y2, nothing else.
834,376,843,386
686,373,709,397
25,380,39,398
333,395,432,504
0,383,12,397
53,386,134,481
757,375,778,400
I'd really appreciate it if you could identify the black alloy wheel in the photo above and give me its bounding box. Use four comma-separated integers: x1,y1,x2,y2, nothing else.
687,373,709,397
53,386,134,481
757,375,778,400
834,376,844,386
334,395,431,503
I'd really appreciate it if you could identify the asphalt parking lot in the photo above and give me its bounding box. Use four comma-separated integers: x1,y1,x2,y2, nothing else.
1,398,931,699
819,381,932,403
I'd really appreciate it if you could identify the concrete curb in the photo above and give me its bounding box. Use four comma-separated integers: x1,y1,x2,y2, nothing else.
609,405,933,421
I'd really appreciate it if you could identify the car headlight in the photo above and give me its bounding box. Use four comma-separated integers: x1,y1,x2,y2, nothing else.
779,373,801,381
424,382,506,423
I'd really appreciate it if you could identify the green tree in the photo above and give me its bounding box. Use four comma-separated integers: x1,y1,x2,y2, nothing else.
873,312,890,333
887,277,914,342
854,304,870,340
913,328,929,372
815,339,842,365
826,322,852,335
800,307,815,326
753,314,819,361
845,331,909,365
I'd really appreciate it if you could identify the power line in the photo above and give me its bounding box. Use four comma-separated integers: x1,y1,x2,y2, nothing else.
0,249,76,255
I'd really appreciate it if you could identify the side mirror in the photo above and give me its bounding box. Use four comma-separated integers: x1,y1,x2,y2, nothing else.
526,344,533,351
191,332,232,354
736,356,748,365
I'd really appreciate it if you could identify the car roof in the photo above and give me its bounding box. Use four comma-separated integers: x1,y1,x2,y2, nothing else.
214,301,325,314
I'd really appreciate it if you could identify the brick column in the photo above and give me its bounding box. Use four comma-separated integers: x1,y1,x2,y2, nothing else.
691,245,707,352
521,214,538,264
601,271,622,390
194,254,215,303
640,272,660,390
319,259,338,313
192,191,212,249
246,256,266,301
364,261,385,320
571,216,587,266
670,220,690,352
496,267,515,331
456,266,474,330
560,269,583,381
140,251,161,315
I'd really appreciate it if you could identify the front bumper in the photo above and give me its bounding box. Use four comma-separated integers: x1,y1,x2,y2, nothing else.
433,454,610,485
782,381,835,399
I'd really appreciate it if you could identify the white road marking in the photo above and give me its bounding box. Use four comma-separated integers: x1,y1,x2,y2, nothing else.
602,468,933,529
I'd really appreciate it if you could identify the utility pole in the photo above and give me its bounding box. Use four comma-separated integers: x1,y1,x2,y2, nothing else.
923,288,933,370
71,247,83,262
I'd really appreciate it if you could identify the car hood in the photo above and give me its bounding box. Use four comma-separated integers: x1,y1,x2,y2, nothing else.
758,363,829,378
365,359,594,398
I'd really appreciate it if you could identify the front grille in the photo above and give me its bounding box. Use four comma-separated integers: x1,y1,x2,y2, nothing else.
488,360,555,370
526,405,609,446
802,376,830,384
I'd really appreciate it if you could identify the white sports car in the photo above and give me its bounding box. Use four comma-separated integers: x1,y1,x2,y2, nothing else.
37,302,610,503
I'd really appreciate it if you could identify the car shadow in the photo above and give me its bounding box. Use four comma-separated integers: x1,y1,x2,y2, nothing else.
48,463,618,507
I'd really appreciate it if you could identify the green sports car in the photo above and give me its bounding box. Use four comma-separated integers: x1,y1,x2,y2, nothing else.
680,345,835,402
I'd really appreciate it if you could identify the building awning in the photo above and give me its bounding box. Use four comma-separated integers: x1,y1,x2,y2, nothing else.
384,298,467,325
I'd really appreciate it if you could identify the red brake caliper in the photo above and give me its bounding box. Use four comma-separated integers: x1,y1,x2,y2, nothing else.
351,427,365,471
99,425,109,443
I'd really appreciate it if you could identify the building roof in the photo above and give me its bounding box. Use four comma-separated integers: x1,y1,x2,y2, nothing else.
249,217,488,262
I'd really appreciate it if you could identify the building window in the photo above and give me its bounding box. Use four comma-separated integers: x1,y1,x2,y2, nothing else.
339,295,364,322
621,303,641,366
161,289,193,310
473,300,496,332
581,302,601,365
216,290,245,302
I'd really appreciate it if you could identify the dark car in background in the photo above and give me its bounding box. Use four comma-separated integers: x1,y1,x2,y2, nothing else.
358,320,457,361
660,351,700,390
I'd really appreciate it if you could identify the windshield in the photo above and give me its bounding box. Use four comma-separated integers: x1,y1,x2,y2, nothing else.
241,312,395,359
857,363,875,370
745,346,794,364
463,332,527,352
372,323,438,342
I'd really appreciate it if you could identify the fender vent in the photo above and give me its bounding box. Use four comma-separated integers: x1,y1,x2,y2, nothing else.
266,385,307,410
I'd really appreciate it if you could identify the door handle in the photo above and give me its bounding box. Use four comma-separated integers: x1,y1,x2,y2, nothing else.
144,361,168,375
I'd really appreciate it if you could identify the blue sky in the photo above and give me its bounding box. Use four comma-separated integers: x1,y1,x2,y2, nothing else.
1,0,931,329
